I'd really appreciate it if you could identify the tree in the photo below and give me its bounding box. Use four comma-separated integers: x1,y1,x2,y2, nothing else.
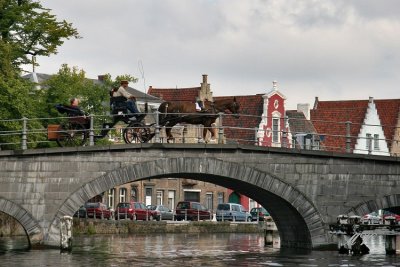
42,64,110,121
0,0,79,149
0,0,80,72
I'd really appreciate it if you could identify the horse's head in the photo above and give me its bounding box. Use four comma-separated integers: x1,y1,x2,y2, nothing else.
213,97,240,118
228,97,240,119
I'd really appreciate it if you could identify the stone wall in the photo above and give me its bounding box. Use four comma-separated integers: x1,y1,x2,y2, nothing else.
72,219,264,236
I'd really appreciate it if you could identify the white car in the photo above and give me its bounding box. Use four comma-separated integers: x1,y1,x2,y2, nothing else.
361,212,381,225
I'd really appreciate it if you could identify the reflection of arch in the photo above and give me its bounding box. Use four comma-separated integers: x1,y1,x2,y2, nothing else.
348,194,400,216
0,198,42,247
228,192,241,204
49,157,324,249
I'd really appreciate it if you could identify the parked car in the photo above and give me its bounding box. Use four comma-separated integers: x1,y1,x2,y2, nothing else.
250,207,271,221
361,212,381,225
382,212,400,225
115,202,156,221
147,205,174,221
175,201,211,221
216,203,252,222
85,202,113,220
73,205,87,218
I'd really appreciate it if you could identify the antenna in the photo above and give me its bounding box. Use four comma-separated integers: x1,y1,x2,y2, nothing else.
138,60,148,113
138,60,146,93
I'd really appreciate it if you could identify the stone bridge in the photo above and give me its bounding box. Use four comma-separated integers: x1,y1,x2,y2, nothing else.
0,144,399,249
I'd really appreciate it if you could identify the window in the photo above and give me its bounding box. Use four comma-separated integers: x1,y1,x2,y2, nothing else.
366,133,372,151
168,190,175,211
145,187,153,206
108,189,115,209
206,193,213,211
130,186,137,202
217,192,224,204
156,190,163,205
119,188,127,203
373,134,379,150
184,191,200,202
272,118,279,143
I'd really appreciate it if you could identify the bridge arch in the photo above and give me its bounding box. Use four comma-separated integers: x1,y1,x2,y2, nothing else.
349,194,400,216
47,157,327,248
0,198,42,247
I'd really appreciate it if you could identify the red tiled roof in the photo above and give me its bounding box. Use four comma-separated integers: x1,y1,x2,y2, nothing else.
147,86,201,102
214,95,264,145
375,99,400,148
310,100,368,152
310,98,400,153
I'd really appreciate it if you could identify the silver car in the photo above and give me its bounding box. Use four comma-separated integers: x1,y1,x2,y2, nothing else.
147,205,174,221
216,203,252,222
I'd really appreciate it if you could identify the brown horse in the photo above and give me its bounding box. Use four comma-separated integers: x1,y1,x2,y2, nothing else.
158,97,240,143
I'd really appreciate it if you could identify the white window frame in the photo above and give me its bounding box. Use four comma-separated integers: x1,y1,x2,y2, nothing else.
373,134,379,150
108,188,115,209
156,190,163,205
272,117,279,143
366,133,372,151
119,188,127,203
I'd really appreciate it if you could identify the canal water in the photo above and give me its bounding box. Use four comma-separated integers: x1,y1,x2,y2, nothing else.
1,233,399,266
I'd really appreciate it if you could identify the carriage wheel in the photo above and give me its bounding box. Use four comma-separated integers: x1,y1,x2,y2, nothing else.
123,122,151,143
56,122,87,147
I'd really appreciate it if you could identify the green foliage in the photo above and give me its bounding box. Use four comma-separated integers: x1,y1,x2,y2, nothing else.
0,0,80,71
0,0,79,150
41,64,110,125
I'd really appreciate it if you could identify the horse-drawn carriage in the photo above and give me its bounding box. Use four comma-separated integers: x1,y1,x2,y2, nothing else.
49,96,153,147
48,96,240,147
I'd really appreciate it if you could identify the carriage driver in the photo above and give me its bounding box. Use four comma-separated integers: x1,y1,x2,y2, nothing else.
113,80,140,116
195,96,206,112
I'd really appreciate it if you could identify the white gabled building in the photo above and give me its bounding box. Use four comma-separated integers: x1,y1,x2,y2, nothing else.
354,97,390,156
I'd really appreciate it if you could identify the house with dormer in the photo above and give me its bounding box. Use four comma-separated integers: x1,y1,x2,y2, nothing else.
310,97,400,156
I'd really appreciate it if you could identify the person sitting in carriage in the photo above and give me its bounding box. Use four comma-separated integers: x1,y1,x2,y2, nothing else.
68,98,90,126
111,80,140,120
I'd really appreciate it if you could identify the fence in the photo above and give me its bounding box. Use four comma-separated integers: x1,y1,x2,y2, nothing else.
0,111,399,156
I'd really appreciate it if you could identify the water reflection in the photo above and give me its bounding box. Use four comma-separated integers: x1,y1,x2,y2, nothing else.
0,233,399,266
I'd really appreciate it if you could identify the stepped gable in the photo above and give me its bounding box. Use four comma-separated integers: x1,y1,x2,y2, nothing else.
374,99,400,148
310,99,368,152
214,95,264,145
147,86,200,102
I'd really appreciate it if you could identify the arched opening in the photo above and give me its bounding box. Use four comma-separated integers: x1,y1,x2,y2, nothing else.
48,158,324,249
0,198,42,248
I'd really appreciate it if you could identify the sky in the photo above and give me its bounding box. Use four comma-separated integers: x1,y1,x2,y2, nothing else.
35,0,400,109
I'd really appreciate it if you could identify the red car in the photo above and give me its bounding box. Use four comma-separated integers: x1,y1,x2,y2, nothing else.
175,201,211,221
115,202,156,221
85,202,113,219
383,212,400,225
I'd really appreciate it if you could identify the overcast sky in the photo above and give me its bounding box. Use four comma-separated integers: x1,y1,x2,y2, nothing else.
36,0,400,109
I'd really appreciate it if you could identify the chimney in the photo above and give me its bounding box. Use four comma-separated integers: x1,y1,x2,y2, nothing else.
297,103,310,120
202,74,208,84
313,97,319,109
369,96,374,103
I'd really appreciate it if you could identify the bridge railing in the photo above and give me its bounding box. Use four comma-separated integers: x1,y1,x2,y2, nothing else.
0,111,398,157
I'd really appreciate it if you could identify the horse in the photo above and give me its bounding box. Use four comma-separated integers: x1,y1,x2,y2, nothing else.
158,97,240,143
